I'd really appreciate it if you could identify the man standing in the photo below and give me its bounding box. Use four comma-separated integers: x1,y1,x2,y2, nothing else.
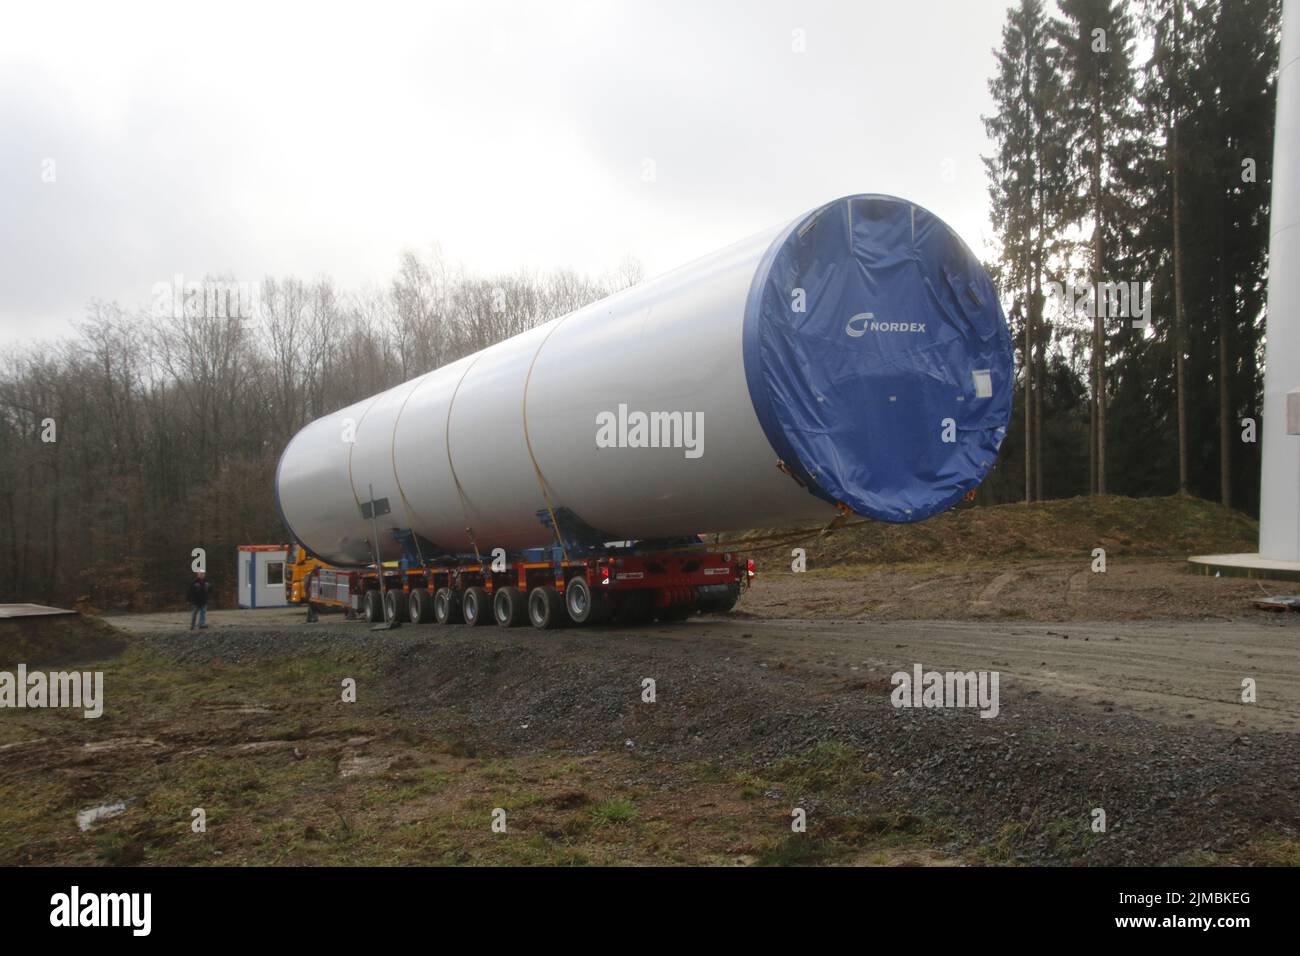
188,570,211,630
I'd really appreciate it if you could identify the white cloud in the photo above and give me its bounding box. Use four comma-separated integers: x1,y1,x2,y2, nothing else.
0,0,1007,344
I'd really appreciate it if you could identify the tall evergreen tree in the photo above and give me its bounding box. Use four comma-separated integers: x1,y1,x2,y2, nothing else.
982,0,1279,511
984,0,1069,502
1124,0,1279,505
1186,0,1279,508
1054,0,1140,495
1147,0,1196,494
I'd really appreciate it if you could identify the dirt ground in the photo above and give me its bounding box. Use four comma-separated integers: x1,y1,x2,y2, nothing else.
743,557,1295,622
3,557,1298,867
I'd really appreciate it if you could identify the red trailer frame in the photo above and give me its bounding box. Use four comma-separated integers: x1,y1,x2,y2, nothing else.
305,549,754,629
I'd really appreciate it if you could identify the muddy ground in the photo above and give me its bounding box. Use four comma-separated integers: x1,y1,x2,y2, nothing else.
2,557,1298,866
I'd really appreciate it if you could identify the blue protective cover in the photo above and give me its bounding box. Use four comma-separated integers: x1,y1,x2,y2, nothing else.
742,195,1012,523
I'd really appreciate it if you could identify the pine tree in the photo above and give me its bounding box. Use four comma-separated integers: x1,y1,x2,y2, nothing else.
1127,0,1279,504
1190,0,1279,508
984,0,1069,502
1054,0,1140,496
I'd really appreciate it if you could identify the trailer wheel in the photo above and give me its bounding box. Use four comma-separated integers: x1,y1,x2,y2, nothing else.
528,586,564,630
696,583,740,614
362,590,383,623
564,576,609,625
463,586,493,627
408,587,433,624
383,589,409,623
433,587,463,625
493,587,528,628
716,583,741,614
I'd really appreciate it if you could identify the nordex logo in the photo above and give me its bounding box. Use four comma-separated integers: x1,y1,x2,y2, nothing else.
596,404,703,459
846,312,926,337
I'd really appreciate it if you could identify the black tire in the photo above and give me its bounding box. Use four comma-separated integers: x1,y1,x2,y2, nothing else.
564,576,611,625
493,586,528,628
408,587,433,624
362,589,383,623
383,589,409,623
716,583,741,614
564,576,595,624
463,586,493,627
528,586,564,630
433,587,462,625
696,582,741,614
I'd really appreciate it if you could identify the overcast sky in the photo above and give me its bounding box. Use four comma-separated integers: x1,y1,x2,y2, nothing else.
0,0,1011,345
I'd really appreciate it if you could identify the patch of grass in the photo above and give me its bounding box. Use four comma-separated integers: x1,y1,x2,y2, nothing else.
983,819,1034,864
735,771,768,800
977,814,1088,865
446,738,479,759
756,834,844,866
590,798,636,827
766,741,879,795
1235,836,1300,866
94,830,147,865
0,775,78,864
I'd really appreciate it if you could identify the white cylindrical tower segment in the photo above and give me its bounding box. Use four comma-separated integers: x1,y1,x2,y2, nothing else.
276,194,1014,567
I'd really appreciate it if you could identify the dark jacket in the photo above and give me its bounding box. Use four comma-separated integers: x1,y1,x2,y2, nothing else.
187,579,211,606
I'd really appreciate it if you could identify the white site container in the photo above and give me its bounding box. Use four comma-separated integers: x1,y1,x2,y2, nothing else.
236,545,289,608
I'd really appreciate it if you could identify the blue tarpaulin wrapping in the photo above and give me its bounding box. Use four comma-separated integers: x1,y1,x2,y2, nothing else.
742,195,1012,523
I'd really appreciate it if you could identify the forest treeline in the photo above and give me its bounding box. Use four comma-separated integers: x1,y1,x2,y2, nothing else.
0,255,642,608
0,0,1282,609
980,0,1280,510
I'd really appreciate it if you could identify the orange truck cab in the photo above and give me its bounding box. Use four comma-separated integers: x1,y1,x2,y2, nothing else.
285,543,327,605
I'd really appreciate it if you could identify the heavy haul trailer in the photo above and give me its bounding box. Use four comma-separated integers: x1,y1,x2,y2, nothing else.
305,546,753,629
